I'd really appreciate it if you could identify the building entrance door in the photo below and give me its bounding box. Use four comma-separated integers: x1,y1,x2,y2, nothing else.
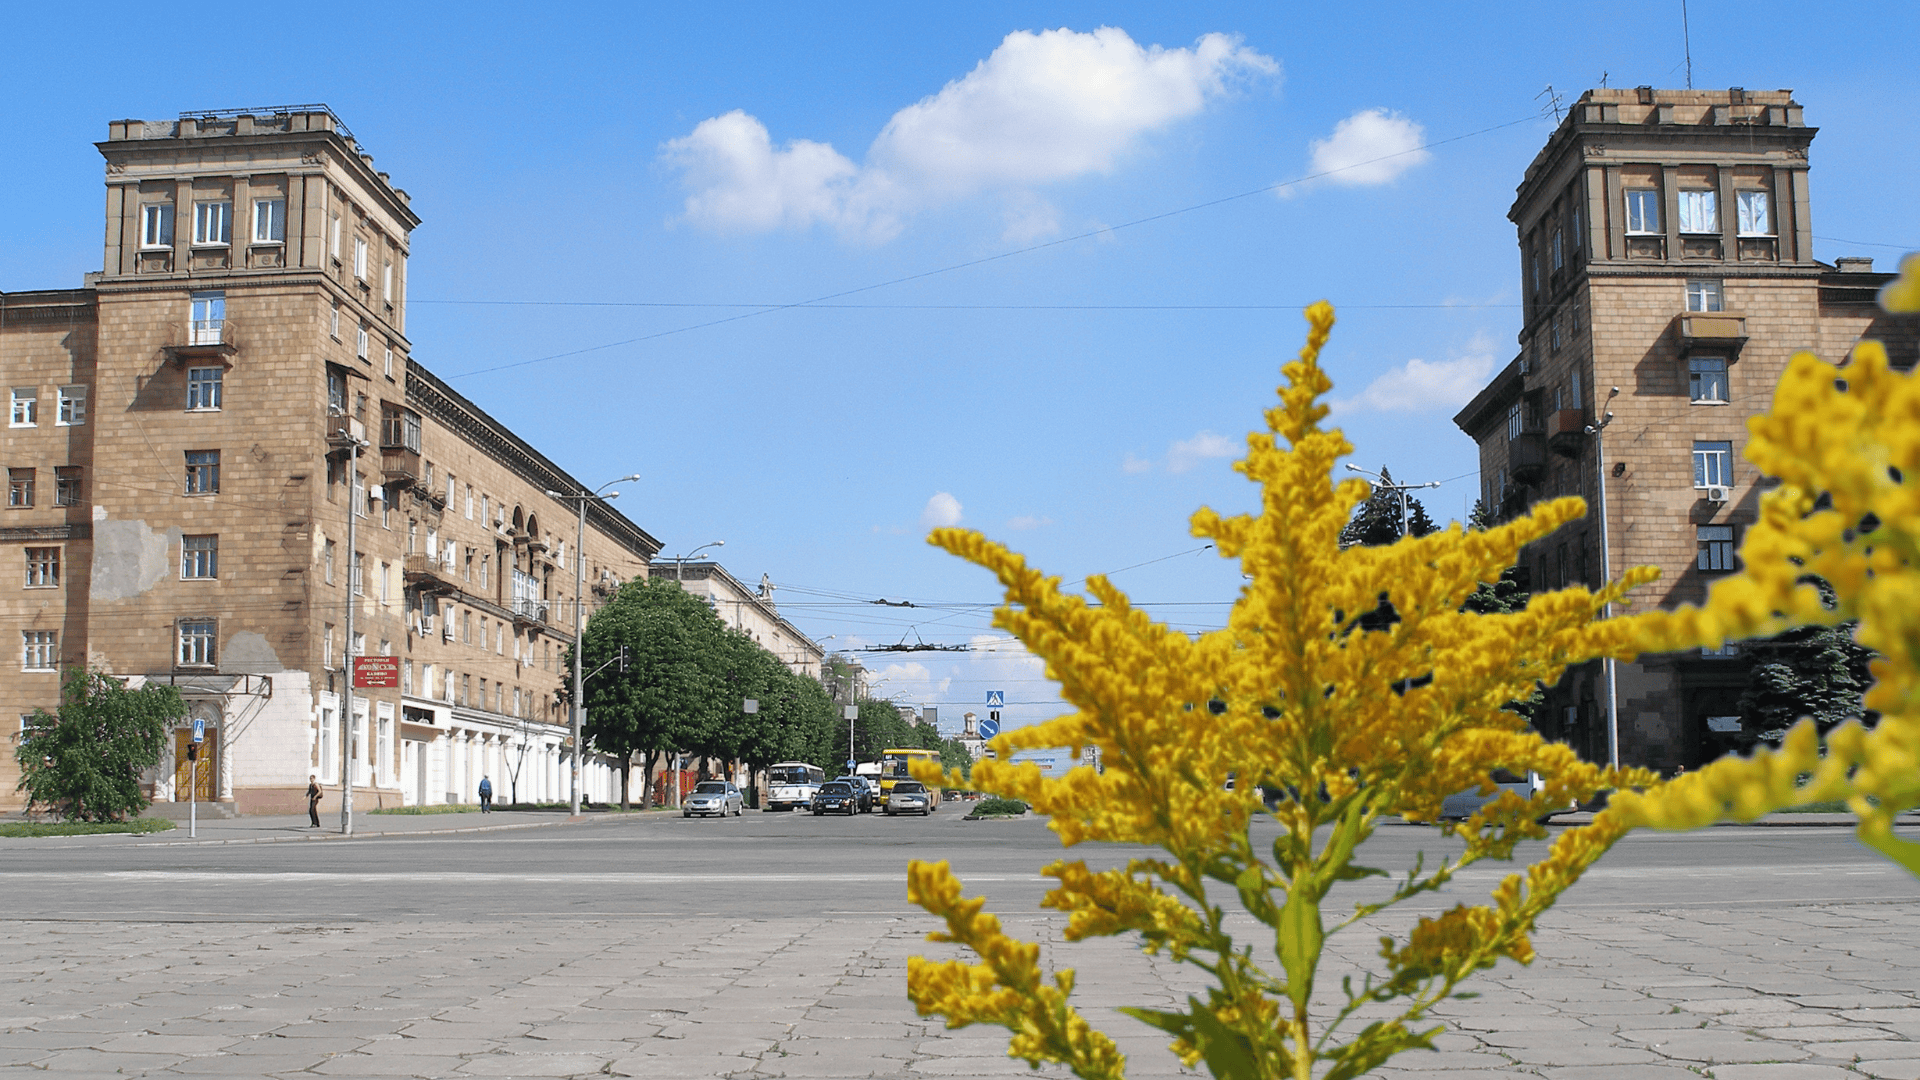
173,728,216,801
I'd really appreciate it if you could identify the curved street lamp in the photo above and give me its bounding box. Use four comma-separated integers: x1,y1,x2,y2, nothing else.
545,474,642,817
671,539,725,580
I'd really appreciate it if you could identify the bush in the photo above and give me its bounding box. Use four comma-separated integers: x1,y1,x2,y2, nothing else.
16,668,182,822
972,797,1028,816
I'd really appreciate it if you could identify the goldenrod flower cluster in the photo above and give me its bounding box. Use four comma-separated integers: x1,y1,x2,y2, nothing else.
1608,339,1920,873
904,303,1675,1080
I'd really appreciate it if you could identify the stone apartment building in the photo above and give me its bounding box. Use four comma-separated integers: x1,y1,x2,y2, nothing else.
0,107,660,814
1453,87,1916,771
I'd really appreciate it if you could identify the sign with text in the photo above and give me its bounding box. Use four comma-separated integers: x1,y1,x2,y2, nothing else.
352,655,400,689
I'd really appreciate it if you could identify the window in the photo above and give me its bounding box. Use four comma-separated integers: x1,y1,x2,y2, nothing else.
383,261,393,300
252,198,286,243
318,707,337,782
443,669,454,703
1569,372,1582,409
1677,189,1717,234
1689,357,1730,403
324,624,335,670
1552,229,1564,270
460,673,471,707
447,473,456,508
22,630,57,670
1693,440,1735,488
11,388,36,427
478,678,487,709
55,386,86,427
356,324,369,360
330,303,341,340
1736,190,1772,236
377,713,392,785
182,535,217,579
351,632,365,657
465,485,474,519
190,290,224,345
187,367,223,410
351,551,364,595
379,560,391,602
463,547,474,580
9,469,34,508
25,548,59,588
1530,256,1540,295
1625,189,1660,234
192,201,232,246
1686,279,1724,312
140,203,174,248
326,368,347,416
480,554,489,589
1506,402,1523,441
384,345,394,378
482,494,491,525
330,213,341,259
353,237,368,279
185,450,220,494
177,620,216,667
355,472,370,517
1698,525,1737,572
403,660,414,695
54,467,80,507
324,539,336,584
463,609,473,644
1550,316,1561,353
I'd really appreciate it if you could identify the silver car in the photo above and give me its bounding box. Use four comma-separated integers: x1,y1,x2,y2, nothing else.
1439,769,1570,822
884,780,931,816
683,780,743,818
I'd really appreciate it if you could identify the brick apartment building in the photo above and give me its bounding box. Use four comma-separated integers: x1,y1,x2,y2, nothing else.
0,107,660,814
1453,88,1917,771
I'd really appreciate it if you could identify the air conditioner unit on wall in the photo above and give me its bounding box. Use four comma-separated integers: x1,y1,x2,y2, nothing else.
1704,484,1732,504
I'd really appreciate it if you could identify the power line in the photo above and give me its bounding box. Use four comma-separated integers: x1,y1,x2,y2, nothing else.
416,299,1521,312
1813,235,1920,252
445,113,1542,381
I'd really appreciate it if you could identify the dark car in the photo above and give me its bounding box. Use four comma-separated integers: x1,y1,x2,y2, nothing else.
811,781,859,816
834,775,875,813
884,780,931,816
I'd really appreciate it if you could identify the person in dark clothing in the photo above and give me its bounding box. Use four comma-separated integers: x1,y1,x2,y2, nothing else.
478,775,493,813
307,775,322,828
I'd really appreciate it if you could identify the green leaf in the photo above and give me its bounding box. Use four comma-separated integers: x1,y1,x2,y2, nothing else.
1187,999,1263,1080
1276,883,1324,1011
1331,863,1389,882
1234,865,1277,922
1116,1006,1193,1040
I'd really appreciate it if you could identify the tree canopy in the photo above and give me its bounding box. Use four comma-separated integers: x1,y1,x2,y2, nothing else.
1339,465,1440,549
16,668,182,821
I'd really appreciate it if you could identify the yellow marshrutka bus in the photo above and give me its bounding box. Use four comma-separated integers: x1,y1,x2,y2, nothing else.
877,748,941,811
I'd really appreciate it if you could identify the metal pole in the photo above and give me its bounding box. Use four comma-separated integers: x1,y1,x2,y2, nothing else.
1587,395,1621,769
189,751,196,839
571,493,586,817
341,436,360,835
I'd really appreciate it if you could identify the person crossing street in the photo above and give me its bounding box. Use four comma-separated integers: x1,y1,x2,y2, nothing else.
478,775,493,813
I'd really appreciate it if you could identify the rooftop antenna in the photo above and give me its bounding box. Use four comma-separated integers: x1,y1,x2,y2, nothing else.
1681,0,1694,89
1599,70,1609,89
1536,85,1565,122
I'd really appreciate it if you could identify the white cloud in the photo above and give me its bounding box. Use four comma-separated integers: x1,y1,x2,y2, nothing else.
1006,514,1054,531
867,635,1054,736
1000,193,1062,243
1167,430,1237,474
1121,453,1153,475
666,27,1277,240
921,491,964,531
1330,331,1498,415
1305,108,1430,187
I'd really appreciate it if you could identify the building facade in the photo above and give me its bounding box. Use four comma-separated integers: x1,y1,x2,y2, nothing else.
1453,88,1916,771
1,108,660,814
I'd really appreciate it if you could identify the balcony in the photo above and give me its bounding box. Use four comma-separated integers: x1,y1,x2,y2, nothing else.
1548,409,1587,457
1508,432,1549,485
326,413,367,449
404,552,456,592
511,596,550,627
380,445,420,490
1678,313,1748,360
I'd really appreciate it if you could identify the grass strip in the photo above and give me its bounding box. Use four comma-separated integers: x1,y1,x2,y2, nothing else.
0,818,175,837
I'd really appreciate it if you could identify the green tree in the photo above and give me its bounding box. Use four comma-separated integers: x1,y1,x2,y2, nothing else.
725,641,838,805
1338,465,1439,549
572,577,735,808
16,668,183,822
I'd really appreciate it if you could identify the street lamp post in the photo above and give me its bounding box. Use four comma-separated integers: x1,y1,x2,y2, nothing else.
546,474,641,818
671,540,725,581
328,426,370,836
1343,464,1442,540
1586,389,1622,768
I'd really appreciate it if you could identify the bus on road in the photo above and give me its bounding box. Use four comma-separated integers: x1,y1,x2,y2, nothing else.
877,748,941,811
766,761,825,811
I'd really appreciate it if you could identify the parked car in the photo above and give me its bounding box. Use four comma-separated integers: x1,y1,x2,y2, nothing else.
884,780,931,816
811,781,860,816
1438,770,1571,822
683,780,743,818
834,775,875,813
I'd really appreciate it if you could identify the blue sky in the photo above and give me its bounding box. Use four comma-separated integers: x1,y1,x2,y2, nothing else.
5,2,1917,732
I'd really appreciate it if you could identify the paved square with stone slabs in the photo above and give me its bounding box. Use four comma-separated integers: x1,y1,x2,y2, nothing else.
1,902,1917,1079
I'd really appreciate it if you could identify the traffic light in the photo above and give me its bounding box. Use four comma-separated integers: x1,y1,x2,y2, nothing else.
989,710,1000,724
617,644,630,673
186,743,199,761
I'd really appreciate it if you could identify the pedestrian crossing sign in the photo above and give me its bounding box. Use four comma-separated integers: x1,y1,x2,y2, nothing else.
986,691,1004,708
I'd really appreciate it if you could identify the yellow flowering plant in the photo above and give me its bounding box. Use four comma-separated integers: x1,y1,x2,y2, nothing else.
905,303,1674,1080
1607,336,1920,873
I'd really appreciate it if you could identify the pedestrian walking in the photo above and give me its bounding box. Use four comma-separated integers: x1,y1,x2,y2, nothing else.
478,775,493,813
307,775,322,828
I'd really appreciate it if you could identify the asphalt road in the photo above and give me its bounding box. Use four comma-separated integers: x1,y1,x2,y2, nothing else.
5,809,1915,923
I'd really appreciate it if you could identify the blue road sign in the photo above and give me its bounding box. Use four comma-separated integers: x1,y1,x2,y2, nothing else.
986,691,1005,709
979,715,1000,739
191,717,206,744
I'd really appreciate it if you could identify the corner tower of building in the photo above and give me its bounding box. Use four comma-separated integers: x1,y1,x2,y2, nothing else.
1454,88,1912,770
